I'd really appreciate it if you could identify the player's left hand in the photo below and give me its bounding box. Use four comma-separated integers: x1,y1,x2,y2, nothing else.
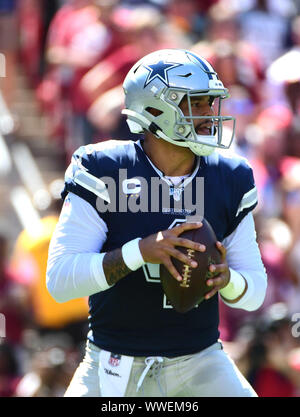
205,241,230,300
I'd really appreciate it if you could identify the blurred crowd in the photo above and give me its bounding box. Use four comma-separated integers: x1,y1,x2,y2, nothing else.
0,0,300,397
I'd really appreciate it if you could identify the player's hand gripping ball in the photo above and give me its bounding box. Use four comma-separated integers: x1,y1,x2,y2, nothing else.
160,219,222,313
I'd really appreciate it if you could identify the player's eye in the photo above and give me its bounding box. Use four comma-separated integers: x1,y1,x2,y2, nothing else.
191,97,213,108
191,100,202,108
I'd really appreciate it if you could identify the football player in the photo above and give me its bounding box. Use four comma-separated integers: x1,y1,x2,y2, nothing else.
46,49,267,397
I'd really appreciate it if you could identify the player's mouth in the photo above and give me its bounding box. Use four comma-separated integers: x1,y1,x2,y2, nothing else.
195,123,213,135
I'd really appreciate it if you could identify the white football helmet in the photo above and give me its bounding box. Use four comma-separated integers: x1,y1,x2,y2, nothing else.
122,49,236,156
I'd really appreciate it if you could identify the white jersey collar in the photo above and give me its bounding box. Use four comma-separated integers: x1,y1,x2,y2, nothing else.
136,140,200,188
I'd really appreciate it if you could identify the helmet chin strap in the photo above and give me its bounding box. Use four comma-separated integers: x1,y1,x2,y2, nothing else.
156,130,216,156
155,129,189,148
188,141,216,156
122,108,217,156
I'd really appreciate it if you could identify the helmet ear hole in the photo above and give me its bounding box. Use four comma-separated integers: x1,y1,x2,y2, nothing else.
145,107,163,117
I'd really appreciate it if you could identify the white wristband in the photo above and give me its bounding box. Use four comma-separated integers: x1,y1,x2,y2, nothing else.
219,268,246,300
122,238,145,271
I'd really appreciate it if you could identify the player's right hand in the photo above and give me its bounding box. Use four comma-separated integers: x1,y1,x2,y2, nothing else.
139,222,206,282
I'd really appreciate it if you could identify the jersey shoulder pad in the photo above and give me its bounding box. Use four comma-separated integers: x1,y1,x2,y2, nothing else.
84,140,134,154
62,140,136,205
210,151,258,236
212,150,255,190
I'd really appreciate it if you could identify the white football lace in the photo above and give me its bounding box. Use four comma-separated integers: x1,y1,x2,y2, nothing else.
136,356,164,394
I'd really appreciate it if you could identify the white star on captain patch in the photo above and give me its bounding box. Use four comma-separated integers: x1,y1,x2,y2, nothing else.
143,60,182,87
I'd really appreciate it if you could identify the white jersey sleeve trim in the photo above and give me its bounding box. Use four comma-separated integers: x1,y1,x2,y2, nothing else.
74,170,111,203
235,186,258,217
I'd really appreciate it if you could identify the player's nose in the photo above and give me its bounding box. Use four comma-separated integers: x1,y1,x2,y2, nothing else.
194,106,215,134
195,102,214,122
199,102,214,116
196,104,214,119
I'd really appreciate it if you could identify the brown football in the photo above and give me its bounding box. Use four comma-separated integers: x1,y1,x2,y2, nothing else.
160,218,222,313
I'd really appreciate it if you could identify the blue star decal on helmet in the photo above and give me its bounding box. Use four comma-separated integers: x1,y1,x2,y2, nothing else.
143,60,182,87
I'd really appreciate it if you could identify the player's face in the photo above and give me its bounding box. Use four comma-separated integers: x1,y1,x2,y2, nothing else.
179,95,215,136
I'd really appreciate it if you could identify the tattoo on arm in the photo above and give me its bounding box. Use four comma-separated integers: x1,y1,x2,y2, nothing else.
103,248,131,286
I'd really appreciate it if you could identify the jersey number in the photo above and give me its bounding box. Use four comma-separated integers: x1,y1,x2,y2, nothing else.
142,218,187,309
142,263,172,309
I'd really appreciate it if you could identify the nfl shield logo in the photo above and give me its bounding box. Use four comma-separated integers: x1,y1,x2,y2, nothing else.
170,186,183,202
108,353,121,367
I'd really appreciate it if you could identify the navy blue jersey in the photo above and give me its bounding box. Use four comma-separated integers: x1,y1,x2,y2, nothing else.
62,140,258,357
